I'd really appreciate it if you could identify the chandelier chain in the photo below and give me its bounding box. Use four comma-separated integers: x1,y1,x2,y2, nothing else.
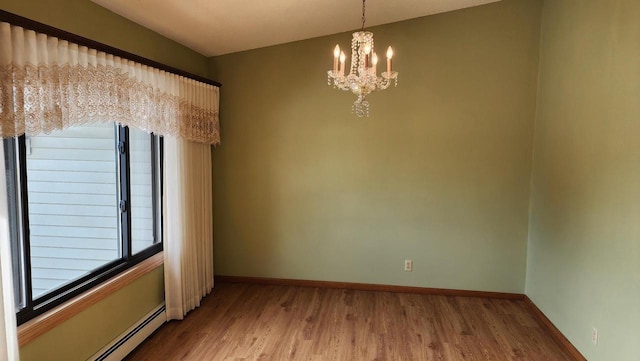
361,0,366,31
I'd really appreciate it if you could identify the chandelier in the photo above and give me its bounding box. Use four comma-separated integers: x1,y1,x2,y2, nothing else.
327,0,398,117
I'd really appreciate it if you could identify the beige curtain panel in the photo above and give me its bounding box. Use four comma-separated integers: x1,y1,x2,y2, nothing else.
163,136,214,320
0,145,19,361
0,22,220,144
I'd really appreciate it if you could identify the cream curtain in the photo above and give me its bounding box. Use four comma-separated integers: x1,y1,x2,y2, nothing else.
0,22,220,145
0,146,19,361
163,136,214,320
0,21,219,325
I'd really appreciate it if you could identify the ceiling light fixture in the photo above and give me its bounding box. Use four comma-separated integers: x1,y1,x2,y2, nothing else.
327,0,398,117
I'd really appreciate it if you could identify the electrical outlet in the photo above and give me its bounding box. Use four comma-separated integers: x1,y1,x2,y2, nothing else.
404,259,413,272
591,327,598,345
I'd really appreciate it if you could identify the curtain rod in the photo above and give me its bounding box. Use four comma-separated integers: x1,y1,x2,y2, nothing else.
0,9,222,88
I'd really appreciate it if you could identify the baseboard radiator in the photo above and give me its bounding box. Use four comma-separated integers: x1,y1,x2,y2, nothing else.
90,303,166,361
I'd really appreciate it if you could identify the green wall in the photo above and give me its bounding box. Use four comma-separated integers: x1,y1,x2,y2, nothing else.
19,267,164,361
210,0,542,293
526,1,640,360
0,0,209,77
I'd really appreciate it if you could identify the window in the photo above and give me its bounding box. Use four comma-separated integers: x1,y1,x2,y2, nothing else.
3,122,163,324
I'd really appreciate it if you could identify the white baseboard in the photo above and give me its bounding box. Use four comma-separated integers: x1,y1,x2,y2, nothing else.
90,303,166,361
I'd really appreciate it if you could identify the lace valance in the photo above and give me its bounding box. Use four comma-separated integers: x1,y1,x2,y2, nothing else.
0,22,220,145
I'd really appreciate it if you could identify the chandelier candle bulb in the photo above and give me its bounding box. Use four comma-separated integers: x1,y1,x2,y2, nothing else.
364,44,372,67
339,51,346,75
333,45,340,73
372,52,378,73
386,46,393,73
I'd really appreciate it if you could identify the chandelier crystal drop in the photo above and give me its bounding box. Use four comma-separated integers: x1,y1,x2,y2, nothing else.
327,0,398,117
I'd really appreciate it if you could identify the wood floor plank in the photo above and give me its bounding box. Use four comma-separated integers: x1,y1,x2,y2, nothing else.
126,283,576,361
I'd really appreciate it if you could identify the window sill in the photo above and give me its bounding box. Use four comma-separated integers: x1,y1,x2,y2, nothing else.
17,252,164,346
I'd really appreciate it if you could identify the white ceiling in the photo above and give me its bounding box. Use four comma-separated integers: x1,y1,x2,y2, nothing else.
91,0,500,57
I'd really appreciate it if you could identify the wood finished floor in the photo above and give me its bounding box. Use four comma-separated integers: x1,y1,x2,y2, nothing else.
125,283,575,361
